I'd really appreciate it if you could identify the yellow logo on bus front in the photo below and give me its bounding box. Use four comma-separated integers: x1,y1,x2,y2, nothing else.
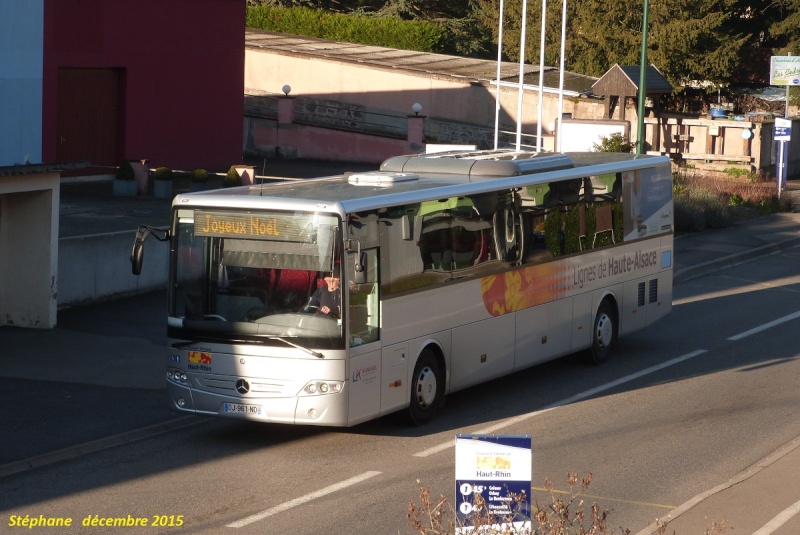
188,351,212,365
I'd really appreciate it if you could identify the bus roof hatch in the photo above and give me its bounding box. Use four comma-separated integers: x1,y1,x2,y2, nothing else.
381,150,574,178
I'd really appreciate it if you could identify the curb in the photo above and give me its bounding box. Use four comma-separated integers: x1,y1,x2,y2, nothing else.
0,416,205,479
636,436,800,535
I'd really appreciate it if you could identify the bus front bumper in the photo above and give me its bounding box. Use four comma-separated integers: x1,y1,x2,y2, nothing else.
167,382,349,426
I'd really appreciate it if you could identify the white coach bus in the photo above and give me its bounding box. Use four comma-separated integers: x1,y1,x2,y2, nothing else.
131,150,673,426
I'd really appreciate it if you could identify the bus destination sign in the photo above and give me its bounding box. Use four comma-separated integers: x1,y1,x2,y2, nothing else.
194,211,310,242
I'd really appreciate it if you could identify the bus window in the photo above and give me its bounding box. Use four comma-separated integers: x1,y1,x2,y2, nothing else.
419,211,452,271
521,211,549,264
169,209,345,349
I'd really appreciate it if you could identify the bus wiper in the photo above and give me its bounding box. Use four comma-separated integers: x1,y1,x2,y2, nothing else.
268,336,325,359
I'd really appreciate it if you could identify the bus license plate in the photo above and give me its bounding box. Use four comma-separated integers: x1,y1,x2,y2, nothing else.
222,403,262,416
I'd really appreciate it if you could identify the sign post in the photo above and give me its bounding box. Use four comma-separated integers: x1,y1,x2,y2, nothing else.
455,435,531,534
769,55,798,197
775,118,792,197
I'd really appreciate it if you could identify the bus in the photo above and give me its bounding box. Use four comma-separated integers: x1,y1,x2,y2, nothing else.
131,150,673,426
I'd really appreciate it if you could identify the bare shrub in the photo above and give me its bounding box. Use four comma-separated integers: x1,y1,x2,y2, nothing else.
407,473,611,534
672,168,792,232
407,473,733,535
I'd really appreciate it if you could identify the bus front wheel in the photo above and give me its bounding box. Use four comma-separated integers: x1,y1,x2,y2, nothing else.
588,300,617,365
407,350,442,425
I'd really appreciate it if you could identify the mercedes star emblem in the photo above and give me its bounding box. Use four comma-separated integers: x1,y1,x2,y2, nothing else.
235,379,250,394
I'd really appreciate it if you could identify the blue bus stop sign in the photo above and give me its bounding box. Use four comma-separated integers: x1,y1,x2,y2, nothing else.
774,118,792,141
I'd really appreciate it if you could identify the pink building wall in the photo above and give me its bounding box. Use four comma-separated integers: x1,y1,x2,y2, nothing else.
250,120,424,163
42,0,244,171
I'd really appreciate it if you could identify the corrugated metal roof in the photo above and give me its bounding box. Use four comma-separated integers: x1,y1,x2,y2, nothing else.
245,29,598,95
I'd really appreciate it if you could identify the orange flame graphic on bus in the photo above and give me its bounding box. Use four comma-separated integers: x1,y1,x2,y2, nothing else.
481,263,571,316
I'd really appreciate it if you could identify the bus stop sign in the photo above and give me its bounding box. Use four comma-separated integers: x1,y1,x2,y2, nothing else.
775,118,792,141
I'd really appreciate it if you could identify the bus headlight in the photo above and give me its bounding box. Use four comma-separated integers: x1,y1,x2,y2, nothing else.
301,381,343,396
167,368,188,384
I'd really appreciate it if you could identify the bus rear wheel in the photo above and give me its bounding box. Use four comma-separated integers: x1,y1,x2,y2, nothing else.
407,350,442,425
587,300,617,365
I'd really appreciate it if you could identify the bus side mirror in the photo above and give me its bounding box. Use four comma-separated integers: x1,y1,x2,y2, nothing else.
130,225,170,276
346,238,368,284
131,233,145,275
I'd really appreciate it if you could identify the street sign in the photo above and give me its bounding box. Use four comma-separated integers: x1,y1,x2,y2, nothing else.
774,117,792,141
770,56,800,86
455,435,531,533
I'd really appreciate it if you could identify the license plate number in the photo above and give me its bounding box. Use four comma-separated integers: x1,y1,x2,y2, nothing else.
222,403,262,416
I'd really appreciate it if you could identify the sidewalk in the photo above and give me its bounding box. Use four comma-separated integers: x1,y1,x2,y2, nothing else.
2,163,800,534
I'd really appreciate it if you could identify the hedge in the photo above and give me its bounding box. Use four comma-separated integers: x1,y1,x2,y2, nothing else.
246,6,447,53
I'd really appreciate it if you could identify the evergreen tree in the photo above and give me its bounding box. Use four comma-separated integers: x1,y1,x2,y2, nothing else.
249,0,800,89
769,0,800,53
477,0,751,88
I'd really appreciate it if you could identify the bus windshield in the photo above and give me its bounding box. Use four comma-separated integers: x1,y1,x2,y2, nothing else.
168,208,345,350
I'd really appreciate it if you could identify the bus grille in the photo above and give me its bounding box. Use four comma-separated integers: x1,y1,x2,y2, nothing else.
649,279,658,304
198,376,289,396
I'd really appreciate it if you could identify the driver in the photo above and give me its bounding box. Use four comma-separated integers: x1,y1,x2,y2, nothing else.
308,266,341,318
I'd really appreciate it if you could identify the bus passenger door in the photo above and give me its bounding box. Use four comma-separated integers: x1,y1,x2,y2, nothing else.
347,248,384,425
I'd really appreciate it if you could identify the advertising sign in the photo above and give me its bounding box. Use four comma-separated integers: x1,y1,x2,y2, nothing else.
455,435,531,533
770,56,800,86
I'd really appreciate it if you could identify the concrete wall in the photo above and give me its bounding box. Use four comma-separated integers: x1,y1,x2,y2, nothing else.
58,230,169,308
245,46,605,138
0,171,59,328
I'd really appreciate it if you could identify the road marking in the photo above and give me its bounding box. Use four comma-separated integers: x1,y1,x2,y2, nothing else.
226,471,382,528
531,486,676,510
752,498,800,535
727,310,800,341
413,350,708,457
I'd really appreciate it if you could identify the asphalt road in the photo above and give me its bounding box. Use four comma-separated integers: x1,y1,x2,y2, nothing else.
1,248,800,534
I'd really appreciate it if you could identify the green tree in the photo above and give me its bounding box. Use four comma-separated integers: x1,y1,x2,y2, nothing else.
475,0,577,65
477,0,751,88
769,0,800,52
369,0,491,56
250,0,800,92
647,0,748,87
569,0,642,76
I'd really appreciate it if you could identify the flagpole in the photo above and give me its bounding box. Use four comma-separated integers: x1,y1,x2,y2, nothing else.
556,0,567,153
635,0,650,154
516,0,528,150
494,0,505,150
536,0,547,152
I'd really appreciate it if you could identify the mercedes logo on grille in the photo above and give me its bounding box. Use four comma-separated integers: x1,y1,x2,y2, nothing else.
235,379,250,395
